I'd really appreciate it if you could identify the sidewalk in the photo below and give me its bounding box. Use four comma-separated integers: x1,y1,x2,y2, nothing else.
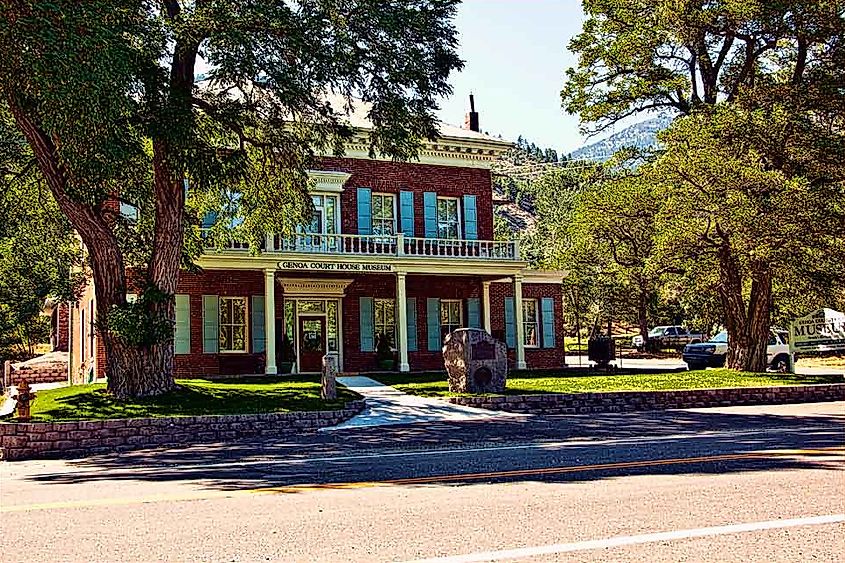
330,376,523,430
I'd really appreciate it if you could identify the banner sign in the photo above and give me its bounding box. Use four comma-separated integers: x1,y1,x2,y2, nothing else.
789,308,845,353
277,260,392,273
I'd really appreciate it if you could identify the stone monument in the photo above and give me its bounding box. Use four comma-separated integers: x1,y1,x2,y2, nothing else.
442,328,507,394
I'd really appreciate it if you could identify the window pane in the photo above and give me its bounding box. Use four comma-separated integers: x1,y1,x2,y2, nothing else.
232,326,245,351
220,300,231,324
325,196,337,234
232,298,246,324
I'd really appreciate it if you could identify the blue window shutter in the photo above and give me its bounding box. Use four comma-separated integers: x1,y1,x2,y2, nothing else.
201,212,218,229
467,298,481,329
251,295,266,353
504,297,516,348
400,191,415,237
357,188,372,235
423,192,438,238
359,297,374,352
406,298,418,352
427,298,441,351
174,294,191,355
202,295,219,354
462,195,478,240
541,297,556,348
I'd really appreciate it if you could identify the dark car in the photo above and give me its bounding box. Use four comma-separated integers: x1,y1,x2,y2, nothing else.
683,330,794,371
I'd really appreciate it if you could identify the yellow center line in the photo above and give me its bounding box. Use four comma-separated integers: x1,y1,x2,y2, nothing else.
3,447,842,513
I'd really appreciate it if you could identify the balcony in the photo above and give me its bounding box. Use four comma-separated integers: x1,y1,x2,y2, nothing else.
207,232,520,261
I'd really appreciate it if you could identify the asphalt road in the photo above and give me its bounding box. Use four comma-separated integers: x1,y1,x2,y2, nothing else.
2,402,844,562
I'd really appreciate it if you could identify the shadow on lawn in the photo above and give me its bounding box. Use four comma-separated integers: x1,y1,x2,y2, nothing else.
24,406,845,492
32,375,357,421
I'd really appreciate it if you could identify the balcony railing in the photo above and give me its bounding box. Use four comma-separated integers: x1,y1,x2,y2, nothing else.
206,232,520,260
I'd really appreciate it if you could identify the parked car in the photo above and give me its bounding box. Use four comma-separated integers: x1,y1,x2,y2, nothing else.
632,325,706,351
682,330,794,371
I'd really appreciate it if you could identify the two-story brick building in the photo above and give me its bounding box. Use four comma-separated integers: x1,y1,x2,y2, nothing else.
66,98,566,381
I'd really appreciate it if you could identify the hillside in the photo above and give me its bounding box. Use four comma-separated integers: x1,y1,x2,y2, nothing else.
567,113,673,163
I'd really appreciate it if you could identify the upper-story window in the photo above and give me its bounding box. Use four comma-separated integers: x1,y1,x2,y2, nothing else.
437,197,461,239
371,193,396,236
306,194,339,235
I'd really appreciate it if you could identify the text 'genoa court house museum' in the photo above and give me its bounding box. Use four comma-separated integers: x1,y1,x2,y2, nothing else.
60,100,567,380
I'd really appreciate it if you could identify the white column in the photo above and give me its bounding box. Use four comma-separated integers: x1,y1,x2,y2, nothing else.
482,281,492,334
514,274,527,370
264,269,277,375
396,271,410,372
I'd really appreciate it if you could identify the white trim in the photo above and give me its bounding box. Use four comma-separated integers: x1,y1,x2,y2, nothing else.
371,192,398,237
436,196,462,240
440,299,463,338
286,296,343,373
307,170,351,192
522,298,540,349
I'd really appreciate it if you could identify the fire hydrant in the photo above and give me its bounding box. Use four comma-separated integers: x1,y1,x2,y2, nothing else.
15,379,35,421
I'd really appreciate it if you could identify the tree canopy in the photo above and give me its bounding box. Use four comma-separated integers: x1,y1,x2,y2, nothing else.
1,0,463,396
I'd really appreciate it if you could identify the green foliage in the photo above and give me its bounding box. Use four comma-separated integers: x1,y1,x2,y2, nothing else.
105,284,175,348
0,1,464,393
562,0,845,369
0,109,82,359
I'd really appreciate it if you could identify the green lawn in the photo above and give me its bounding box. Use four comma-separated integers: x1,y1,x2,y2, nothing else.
27,375,360,421
375,369,843,398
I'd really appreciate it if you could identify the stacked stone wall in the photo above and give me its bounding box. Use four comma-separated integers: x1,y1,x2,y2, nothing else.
448,384,845,414
0,400,365,461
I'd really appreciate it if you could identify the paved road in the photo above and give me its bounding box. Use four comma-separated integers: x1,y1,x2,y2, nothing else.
2,402,844,562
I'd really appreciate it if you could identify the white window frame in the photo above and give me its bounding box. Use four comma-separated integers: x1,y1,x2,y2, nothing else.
522,298,540,348
306,193,340,235
371,193,397,237
440,299,463,340
219,296,248,353
436,196,462,240
373,298,396,348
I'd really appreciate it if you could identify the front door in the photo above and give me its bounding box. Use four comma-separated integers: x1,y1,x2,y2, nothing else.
298,316,326,372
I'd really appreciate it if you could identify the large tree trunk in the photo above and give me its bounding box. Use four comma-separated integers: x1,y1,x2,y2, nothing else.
9,97,177,398
717,242,771,373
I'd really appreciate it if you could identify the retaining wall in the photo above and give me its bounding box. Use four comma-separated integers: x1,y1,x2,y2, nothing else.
0,400,365,461
447,384,845,414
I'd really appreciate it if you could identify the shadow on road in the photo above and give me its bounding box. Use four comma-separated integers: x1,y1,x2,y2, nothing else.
22,406,845,492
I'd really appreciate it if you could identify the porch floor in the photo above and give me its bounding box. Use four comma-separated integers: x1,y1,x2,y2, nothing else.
328,376,522,430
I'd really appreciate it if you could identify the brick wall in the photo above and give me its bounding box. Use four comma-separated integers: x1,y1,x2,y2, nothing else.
0,400,365,461
317,157,495,240
174,269,267,377
342,274,485,372
489,282,566,369
449,384,845,414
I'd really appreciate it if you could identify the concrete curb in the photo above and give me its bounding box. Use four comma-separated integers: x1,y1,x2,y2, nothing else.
446,384,845,415
0,400,365,461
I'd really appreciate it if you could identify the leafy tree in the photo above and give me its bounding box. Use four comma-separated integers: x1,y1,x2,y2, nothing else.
1,0,462,397
569,170,664,346
0,109,82,360
651,104,845,370
563,0,845,371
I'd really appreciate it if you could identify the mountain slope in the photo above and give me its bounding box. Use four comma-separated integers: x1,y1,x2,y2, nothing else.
568,113,673,162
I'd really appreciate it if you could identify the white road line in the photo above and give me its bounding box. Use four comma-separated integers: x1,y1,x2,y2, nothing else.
55,425,840,474
402,514,845,563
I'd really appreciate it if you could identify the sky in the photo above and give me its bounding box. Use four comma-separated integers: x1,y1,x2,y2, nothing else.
434,0,591,154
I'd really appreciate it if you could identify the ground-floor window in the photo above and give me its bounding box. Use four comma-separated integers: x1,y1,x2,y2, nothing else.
522,298,539,347
374,298,396,347
440,299,463,340
219,297,247,352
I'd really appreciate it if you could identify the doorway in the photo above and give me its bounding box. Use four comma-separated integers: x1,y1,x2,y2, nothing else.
298,316,327,372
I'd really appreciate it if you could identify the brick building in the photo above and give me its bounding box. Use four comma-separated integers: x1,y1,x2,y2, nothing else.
72,99,566,379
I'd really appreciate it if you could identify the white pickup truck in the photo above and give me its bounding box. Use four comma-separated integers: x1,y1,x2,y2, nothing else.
682,330,793,372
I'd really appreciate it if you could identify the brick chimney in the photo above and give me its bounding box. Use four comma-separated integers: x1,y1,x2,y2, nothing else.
464,93,480,132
